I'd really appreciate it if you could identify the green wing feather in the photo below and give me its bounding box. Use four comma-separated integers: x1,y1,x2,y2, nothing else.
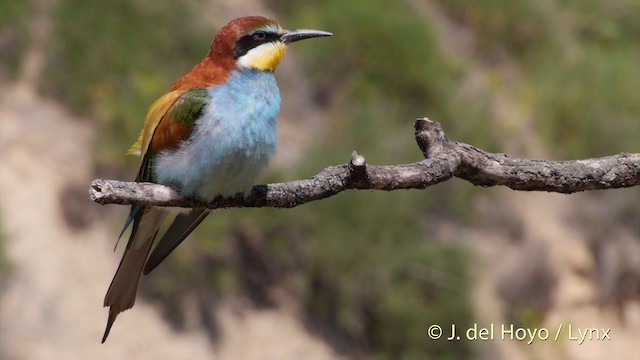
170,89,208,124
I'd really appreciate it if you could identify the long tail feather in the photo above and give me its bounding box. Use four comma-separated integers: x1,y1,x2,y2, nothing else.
102,207,166,342
143,209,210,275
114,205,143,251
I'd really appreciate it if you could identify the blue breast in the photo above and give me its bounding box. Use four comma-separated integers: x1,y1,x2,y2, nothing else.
153,70,280,200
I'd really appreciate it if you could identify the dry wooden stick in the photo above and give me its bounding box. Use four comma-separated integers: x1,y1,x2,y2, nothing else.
89,118,640,209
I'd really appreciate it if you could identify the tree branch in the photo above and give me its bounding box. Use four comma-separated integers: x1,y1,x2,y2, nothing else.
89,118,640,209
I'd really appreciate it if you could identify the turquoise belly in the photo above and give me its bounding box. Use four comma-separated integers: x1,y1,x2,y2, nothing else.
153,69,280,200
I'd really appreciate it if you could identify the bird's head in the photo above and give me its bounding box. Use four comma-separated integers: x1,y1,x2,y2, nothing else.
209,16,332,72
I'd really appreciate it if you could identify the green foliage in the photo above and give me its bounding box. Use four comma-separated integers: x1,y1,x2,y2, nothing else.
438,0,640,158
280,0,497,155
298,193,473,359
41,0,209,168
534,45,640,158
439,0,557,62
531,0,640,158
0,0,32,81
0,214,12,282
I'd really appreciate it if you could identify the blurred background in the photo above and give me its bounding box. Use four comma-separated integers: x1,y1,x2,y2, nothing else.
1,0,639,359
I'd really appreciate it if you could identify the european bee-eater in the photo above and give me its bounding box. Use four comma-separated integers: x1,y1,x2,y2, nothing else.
102,16,331,342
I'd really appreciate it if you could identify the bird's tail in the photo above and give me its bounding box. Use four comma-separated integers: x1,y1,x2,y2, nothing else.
143,209,210,275
102,206,166,343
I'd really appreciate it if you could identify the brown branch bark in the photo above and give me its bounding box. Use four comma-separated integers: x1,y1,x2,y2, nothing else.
89,118,640,209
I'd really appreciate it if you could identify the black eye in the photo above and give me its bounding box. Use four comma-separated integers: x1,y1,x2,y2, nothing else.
253,31,267,41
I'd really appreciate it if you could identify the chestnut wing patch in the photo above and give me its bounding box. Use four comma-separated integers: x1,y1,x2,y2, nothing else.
134,89,209,182
150,89,209,153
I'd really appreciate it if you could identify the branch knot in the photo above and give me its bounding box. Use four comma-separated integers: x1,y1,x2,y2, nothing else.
414,118,450,158
348,151,369,188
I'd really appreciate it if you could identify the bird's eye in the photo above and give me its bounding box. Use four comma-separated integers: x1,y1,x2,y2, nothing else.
253,31,267,41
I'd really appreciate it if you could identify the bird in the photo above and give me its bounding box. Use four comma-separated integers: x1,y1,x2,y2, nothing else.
101,16,331,343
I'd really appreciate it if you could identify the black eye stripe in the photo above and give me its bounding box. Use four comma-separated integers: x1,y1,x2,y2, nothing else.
234,31,281,59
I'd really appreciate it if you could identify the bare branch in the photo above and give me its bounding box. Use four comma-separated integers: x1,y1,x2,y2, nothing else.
90,118,640,209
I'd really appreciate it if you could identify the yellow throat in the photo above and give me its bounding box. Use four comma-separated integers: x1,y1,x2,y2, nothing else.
237,41,287,72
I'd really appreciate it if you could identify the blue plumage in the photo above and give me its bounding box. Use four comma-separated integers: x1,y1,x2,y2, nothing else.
154,69,280,199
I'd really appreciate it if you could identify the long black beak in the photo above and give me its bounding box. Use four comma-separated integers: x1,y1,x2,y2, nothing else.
281,29,332,44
